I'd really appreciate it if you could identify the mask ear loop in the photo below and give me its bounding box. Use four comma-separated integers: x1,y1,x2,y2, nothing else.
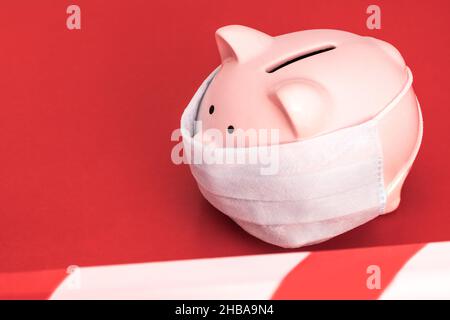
372,67,414,122
385,98,423,196
371,66,423,200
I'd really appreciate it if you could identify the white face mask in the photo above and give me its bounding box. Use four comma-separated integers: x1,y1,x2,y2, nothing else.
181,67,418,248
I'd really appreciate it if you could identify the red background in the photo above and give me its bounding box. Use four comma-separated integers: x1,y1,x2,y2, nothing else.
0,0,449,274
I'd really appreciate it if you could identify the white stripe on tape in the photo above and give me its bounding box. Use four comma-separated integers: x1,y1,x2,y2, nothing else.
380,241,450,300
50,252,309,300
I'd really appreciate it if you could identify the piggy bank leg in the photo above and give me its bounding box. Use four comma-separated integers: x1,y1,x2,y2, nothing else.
384,168,409,213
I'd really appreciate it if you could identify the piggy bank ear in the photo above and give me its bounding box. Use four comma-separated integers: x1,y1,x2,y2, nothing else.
215,25,272,63
271,81,330,139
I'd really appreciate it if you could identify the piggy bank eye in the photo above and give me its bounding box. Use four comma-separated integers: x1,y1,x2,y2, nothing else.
227,125,235,134
209,105,215,114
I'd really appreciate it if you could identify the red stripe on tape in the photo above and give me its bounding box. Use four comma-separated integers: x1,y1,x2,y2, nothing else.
272,243,424,299
0,269,68,300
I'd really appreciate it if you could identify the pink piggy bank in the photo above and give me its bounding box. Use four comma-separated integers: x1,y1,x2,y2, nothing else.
181,25,423,248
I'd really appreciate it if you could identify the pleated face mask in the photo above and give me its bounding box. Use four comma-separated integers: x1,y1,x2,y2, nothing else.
181,65,422,248
180,65,421,249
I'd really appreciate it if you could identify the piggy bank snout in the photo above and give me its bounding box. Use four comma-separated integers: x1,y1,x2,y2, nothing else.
195,119,280,147
193,127,233,148
193,130,219,147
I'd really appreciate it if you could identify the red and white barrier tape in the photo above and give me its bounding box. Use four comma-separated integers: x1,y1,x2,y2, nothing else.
1,241,449,299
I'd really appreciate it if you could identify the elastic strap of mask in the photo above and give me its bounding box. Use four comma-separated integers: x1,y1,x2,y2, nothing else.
385,97,423,196
372,67,413,122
